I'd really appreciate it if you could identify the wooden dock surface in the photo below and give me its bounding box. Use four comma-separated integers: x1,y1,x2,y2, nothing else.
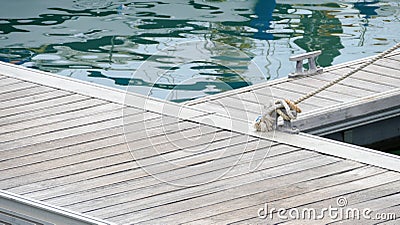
0,52,399,224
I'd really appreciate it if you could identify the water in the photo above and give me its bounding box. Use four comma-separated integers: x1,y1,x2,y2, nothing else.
0,0,399,102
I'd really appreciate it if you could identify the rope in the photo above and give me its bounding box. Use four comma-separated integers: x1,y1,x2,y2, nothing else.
294,42,400,104
254,99,300,131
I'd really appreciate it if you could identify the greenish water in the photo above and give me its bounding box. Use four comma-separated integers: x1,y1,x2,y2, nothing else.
0,0,399,102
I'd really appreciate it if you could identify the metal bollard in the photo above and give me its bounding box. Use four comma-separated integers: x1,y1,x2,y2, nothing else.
289,50,323,78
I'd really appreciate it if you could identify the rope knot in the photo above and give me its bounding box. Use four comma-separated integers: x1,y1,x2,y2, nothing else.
254,99,301,132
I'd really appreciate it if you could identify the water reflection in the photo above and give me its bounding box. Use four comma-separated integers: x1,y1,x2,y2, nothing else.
354,0,380,19
0,0,399,102
250,0,276,40
293,3,344,67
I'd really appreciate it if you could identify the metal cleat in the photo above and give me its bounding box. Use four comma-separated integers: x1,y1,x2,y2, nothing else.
289,50,323,78
268,107,299,134
275,109,299,134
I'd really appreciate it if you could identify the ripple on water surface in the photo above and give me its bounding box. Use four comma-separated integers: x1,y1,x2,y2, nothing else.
0,0,399,102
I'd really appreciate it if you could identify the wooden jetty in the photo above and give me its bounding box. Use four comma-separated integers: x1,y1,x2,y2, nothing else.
0,51,399,224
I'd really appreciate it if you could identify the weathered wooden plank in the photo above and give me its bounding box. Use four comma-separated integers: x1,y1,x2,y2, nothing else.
388,50,400,55
194,101,259,123
0,107,129,142
0,103,120,135
30,138,279,202
0,77,23,87
84,151,323,219
8,160,136,197
346,70,400,88
311,72,395,93
184,170,398,225
0,85,54,102
254,87,340,107
330,68,400,88
356,64,400,80
43,136,261,207
381,58,400,67
54,143,296,212
387,53,400,62
119,126,226,162
231,90,318,112
31,135,259,201
0,119,183,172
206,95,264,115
0,134,127,172
3,129,215,187
66,145,292,208
273,81,358,102
0,149,127,190
0,124,222,188
0,108,143,151
4,127,228,195
0,94,88,118
0,120,200,173
289,77,377,97
0,98,102,126
0,90,70,110
107,159,361,223
102,155,341,222
253,87,301,101
0,112,159,161
0,82,37,94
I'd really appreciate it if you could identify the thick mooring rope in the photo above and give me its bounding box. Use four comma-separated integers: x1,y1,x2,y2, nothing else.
255,42,400,132
254,99,301,132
